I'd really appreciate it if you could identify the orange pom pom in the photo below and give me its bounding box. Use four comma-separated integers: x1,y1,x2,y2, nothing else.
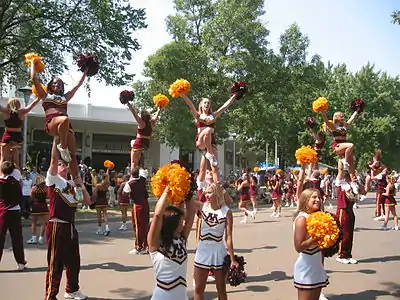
103,160,115,169
168,79,191,98
295,145,318,165
312,97,329,113
306,211,339,248
153,93,170,108
24,52,45,73
31,84,47,98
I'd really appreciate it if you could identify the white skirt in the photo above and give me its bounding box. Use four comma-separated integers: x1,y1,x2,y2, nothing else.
151,285,188,300
294,252,328,289
194,241,227,270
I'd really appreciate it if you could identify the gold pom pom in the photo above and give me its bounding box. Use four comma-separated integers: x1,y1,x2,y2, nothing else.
312,97,329,113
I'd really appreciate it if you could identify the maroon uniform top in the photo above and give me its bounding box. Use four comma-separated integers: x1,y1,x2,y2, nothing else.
46,172,78,224
42,94,68,112
32,183,47,203
239,184,250,201
336,183,357,209
118,182,130,204
195,113,215,128
4,112,23,128
137,122,152,137
0,170,22,211
197,189,207,203
309,178,324,197
124,177,149,205
376,173,387,193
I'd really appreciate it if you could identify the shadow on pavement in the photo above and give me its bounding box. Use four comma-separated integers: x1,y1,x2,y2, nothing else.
82,262,151,272
326,269,376,275
358,255,400,263
327,289,390,299
245,270,292,283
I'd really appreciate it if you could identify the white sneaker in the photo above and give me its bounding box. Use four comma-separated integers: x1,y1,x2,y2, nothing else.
27,237,37,244
103,229,110,236
64,290,88,300
207,275,216,282
379,226,390,231
17,263,26,271
336,257,350,264
96,228,104,235
38,236,46,245
285,203,290,207
348,258,358,264
248,211,255,220
373,216,385,221
270,212,276,217
319,292,329,300
393,226,399,231
360,195,366,202
128,249,140,255
118,224,127,231
274,212,281,218
205,152,218,167
57,144,72,163
353,203,358,209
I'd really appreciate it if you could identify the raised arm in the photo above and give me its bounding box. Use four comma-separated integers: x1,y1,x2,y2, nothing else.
48,138,60,176
151,107,162,126
20,97,42,116
147,185,170,252
346,111,358,126
181,198,198,240
308,128,319,141
126,103,146,128
295,164,306,201
321,111,335,130
214,93,237,119
64,69,88,101
182,94,199,119
30,62,47,100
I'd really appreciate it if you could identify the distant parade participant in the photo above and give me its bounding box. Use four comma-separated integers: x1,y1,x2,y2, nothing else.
372,168,390,221
126,102,162,171
237,173,255,223
380,175,398,230
93,170,111,236
0,97,41,169
44,138,92,300
123,167,150,255
0,161,26,271
361,149,384,201
30,62,88,184
27,175,49,245
117,174,131,231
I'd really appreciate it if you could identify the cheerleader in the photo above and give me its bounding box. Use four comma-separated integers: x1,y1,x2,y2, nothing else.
321,110,359,191
0,97,41,169
182,93,237,183
117,175,130,231
270,174,283,217
26,175,48,245
309,127,326,169
126,103,162,171
361,149,384,201
322,174,333,209
30,63,87,184
147,185,197,300
380,176,398,230
93,171,111,235
293,188,328,300
237,174,255,223
249,175,258,212
193,183,238,300
285,176,295,208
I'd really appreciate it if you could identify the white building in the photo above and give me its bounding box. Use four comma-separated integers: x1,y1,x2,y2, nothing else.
0,95,255,176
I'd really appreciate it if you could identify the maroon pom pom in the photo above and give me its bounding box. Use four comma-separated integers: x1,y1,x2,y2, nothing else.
223,255,247,287
76,53,100,77
305,117,317,130
350,98,366,113
119,90,135,104
230,81,247,100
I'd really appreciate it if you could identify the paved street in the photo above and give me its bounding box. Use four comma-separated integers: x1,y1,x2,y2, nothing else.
1,193,399,300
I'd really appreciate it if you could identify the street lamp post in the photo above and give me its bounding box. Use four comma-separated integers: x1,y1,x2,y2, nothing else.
230,133,237,174
18,86,32,168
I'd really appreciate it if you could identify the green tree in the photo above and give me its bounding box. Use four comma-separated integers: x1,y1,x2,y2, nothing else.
134,0,270,150
0,0,146,86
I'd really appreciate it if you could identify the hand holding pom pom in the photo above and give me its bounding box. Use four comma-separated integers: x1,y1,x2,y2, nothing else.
312,97,329,113
32,84,47,98
230,81,247,100
153,94,170,108
76,53,100,77
305,117,317,130
350,98,366,114
120,90,135,105
103,160,115,170
306,211,340,249
223,255,247,287
25,52,45,73
295,145,318,165
168,79,191,98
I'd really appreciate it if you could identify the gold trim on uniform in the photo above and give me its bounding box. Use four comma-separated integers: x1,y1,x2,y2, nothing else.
193,260,224,270
199,233,223,242
302,245,320,255
294,279,329,289
156,276,187,291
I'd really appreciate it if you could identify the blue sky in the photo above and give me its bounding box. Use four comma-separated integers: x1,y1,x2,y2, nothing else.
70,0,400,106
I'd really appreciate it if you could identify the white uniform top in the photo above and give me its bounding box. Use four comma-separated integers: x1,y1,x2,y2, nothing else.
150,237,188,300
198,203,229,244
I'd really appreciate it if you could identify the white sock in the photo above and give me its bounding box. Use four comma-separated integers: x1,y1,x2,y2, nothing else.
105,224,110,230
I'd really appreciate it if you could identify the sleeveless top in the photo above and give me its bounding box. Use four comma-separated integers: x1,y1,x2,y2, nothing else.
293,212,320,255
150,237,188,292
4,112,22,128
42,94,68,112
331,124,347,139
32,183,47,203
198,204,229,243
137,122,152,137
195,113,215,128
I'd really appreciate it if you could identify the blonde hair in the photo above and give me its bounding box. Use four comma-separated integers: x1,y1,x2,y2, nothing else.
7,98,21,113
293,188,320,220
207,182,225,207
198,98,213,115
35,174,45,185
332,112,344,124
